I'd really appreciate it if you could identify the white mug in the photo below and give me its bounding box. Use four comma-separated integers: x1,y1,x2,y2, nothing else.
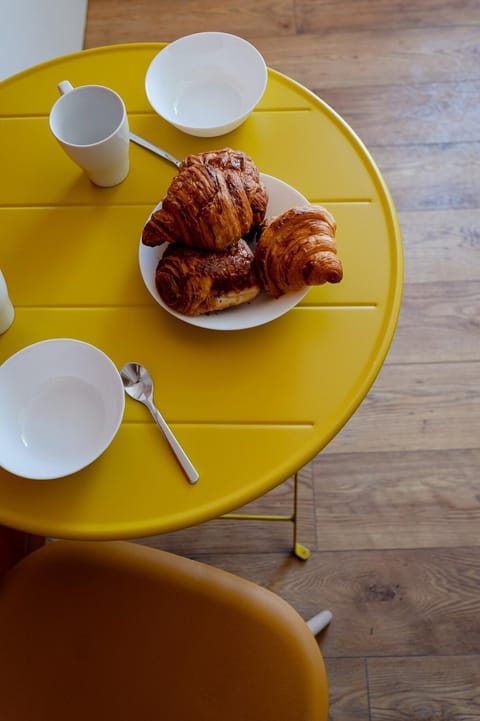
49,80,130,187
0,270,15,334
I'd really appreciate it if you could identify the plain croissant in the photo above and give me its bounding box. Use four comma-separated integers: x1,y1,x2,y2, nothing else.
142,148,268,251
254,205,343,298
182,148,268,230
155,239,261,316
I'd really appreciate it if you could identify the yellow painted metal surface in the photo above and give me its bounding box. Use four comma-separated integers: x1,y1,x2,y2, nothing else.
0,44,403,539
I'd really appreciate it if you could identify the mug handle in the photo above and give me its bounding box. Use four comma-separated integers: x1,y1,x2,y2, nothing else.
58,80,74,96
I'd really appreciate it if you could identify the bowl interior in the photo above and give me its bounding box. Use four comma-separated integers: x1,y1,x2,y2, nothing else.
0,339,124,480
146,32,267,131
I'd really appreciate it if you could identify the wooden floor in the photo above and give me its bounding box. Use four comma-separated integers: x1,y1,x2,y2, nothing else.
85,3,480,719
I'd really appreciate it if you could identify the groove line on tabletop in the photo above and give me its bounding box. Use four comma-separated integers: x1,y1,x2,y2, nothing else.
255,106,312,113
14,302,378,310
12,303,153,309
0,199,375,209
0,113,58,119
124,420,315,429
0,107,312,120
299,302,378,309
308,198,373,205
0,202,164,208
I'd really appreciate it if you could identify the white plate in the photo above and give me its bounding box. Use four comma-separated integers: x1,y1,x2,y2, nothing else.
0,339,125,480
138,173,309,331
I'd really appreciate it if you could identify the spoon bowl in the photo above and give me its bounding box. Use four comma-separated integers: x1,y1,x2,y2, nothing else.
121,362,154,403
120,362,199,485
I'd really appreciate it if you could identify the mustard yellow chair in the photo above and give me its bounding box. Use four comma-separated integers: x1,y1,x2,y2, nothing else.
0,540,329,721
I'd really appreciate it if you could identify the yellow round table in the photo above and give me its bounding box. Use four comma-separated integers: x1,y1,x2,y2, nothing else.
0,43,403,540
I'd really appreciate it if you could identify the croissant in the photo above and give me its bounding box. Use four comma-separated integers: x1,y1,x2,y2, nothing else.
182,148,268,229
254,205,343,298
142,148,268,251
155,239,261,316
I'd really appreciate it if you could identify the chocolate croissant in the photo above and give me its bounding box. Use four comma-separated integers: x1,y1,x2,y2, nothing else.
142,148,268,251
155,239,261,316
254,205,343,298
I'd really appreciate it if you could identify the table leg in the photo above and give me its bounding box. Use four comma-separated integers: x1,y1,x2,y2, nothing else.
292,472,311,560
0,525,45,576
221,472,311,560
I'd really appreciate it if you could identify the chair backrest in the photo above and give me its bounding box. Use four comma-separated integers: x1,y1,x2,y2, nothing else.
0,540,328,721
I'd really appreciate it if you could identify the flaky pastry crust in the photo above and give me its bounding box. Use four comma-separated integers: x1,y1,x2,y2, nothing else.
155,239,261,316
142,148,268,251
254,205,343,298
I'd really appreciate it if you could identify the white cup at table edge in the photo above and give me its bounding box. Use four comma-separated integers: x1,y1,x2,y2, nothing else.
49,80,130,188
0,270,14,335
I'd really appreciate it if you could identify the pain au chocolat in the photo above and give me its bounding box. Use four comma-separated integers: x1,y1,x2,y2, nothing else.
155,239,261,316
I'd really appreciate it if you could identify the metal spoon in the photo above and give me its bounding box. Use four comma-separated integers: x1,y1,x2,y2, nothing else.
129,132,181,168
120,362,199,485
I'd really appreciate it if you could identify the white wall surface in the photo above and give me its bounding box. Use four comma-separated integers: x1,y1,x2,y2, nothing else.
0,0,88,81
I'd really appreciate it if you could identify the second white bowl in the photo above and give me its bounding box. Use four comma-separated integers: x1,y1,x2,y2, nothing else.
0,339,125,480
145,32,268,137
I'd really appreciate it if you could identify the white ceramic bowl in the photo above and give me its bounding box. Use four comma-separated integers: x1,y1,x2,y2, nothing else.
145,32,267,137
0,339,125,480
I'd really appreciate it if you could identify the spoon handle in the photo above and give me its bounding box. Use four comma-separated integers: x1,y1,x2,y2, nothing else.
129,132,181,168
147,401,199,484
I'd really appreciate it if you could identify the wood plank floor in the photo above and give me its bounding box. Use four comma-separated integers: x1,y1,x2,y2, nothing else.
85,2,480,719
